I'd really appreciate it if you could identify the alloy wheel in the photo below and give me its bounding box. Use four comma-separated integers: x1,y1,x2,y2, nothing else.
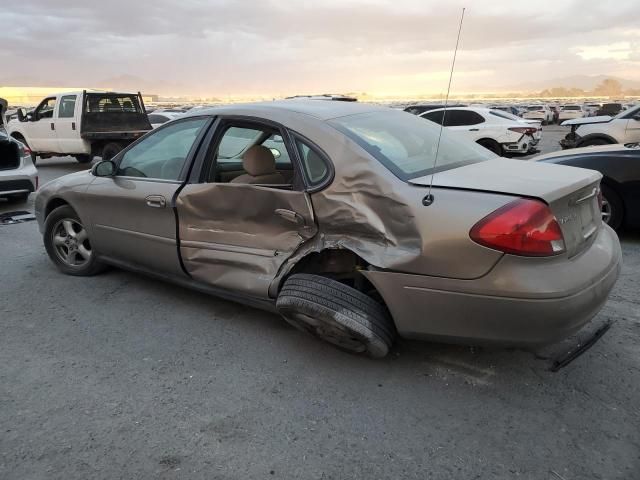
51,218,92,267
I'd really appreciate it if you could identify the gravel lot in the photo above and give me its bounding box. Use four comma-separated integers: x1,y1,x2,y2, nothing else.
1,126,639,479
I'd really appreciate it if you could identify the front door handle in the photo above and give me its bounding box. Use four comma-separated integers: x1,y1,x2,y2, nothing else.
145,195,166,208
469,128,479,131
50,122,55,130
275,208,305,226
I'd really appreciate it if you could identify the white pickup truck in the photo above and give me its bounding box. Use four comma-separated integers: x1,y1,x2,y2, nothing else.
6,90,152,164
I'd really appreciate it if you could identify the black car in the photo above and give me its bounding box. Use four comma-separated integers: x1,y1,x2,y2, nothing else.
403,103,467,115
534,144,640,230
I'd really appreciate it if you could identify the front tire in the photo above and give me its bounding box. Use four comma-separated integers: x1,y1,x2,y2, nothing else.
276,274,396,358
75,154,93,164
43,205,106,276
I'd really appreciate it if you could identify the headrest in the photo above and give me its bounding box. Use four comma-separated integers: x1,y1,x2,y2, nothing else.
243,145,276,176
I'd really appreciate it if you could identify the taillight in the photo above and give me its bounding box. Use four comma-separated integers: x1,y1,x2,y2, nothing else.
508,127,538,135
470,199,566,257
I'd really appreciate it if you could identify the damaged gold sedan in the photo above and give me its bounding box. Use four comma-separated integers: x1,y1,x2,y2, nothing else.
35,101,621,357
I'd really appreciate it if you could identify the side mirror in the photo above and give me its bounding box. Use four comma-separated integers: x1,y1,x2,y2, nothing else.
17,108,27,122
93,160,116,177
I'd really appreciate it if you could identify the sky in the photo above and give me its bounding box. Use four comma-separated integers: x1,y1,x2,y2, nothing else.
1,0,639,98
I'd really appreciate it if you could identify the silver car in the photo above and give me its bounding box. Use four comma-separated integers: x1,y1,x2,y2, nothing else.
35,101,621,357
1,131,38,202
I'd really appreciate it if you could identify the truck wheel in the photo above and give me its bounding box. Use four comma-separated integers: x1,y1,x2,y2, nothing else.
102,142,123,161
43,205,107,276
75,154,93,164
11,133,37,165
276,274,396,358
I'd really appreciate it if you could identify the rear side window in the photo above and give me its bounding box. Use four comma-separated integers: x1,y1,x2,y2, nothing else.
294,137,329,186
85,94,142,113
423,109,484,127
58,95,76,118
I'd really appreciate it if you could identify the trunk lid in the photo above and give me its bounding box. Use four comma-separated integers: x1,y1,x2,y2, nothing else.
409,158,603,257
561,115,612,126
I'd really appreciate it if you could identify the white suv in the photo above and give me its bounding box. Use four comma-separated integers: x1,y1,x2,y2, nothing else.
560,104,640,148
421,107,541,155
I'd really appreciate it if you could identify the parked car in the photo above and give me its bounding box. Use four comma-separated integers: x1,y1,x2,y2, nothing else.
584,103,602,117
521,105,554,124
148,112,184,129
558,105,587,122
6,90,152,164
34,101,620,357
560,104,640,148
420,107,541,155
403,103,467,115
0,130,38,203
549,105,560,124
533,144,640,230
597,103,623,116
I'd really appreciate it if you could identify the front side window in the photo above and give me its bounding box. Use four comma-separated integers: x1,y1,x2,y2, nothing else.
58,95,77,118
331,110,494,181
117,118,207,180
35,97,57,120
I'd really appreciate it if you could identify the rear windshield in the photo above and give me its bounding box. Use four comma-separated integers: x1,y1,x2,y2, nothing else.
562,106,581,111
526,106,544,111
330,110,494,181
84,94,143,113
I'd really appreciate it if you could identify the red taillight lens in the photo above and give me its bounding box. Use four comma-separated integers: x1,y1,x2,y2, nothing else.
508,127,537,135
470,199,566,256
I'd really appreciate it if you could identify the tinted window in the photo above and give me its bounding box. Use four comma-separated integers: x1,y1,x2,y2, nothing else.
117,118,207,180
331,110,494,181
58,95,76,118
423,110,484,126
85,94,142,113
295,138,329,186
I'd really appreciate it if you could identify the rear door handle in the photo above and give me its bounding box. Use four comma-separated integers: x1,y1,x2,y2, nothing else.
50,122,55,130
275,208,305,226
145,195,166,208
469,128,479,131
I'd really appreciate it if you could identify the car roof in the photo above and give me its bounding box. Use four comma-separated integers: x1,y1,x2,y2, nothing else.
185,99,387,121
420,106,494,115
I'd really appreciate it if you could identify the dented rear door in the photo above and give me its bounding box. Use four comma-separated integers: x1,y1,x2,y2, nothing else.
176,183,317,298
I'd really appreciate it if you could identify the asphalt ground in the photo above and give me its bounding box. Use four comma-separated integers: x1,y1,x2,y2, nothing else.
1,126,639,479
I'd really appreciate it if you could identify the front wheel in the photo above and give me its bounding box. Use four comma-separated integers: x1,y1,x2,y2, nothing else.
43,205,106,276
75,154,93,164
276,274,396,358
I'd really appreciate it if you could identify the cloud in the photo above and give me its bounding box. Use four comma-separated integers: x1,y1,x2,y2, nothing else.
1,0,639,97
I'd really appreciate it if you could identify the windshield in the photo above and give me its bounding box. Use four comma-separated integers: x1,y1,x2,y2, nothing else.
562,106,581,111
330,110,495,181
615,104,640,120
526,106,543,111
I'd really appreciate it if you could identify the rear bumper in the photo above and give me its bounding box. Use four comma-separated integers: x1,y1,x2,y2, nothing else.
0,167,37,196
364,225,621,346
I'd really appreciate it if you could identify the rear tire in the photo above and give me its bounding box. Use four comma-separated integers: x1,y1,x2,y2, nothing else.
101,142,123,161
477,138,503,156
600,185,623,231
276,274,396,358
43,205,107,276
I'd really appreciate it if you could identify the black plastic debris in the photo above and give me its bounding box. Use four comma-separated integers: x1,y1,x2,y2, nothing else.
0,210,36,225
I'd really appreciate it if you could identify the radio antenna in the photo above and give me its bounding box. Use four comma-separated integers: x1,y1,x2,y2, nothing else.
423,7,466,207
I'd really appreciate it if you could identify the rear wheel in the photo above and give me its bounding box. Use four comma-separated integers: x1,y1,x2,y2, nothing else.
600,185,623,231
276,274,396,358
101,142,123,161
477,138,503,156
43,205,106,276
